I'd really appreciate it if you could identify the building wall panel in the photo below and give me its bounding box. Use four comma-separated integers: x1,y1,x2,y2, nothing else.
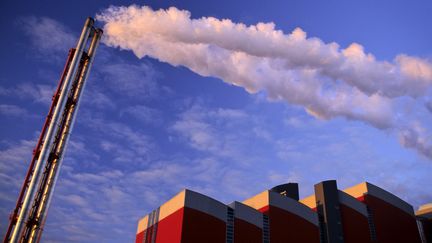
269,191,318,226
135,231,144,243
419,219,432,243
184,189,227,222
362,195,421,243
339,204,371,243
262,206,320,243
229,201,263,229
158,190,185,221
155,208,184,243
234,218,262,243
181,207,226,243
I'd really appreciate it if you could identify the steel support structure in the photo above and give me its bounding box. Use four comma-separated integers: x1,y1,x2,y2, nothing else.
4,18,102,243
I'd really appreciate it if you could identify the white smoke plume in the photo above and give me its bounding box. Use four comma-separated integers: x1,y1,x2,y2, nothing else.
96,5,432,159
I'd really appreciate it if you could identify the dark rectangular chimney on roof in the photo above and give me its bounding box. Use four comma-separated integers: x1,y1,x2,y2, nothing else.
270,183,299,201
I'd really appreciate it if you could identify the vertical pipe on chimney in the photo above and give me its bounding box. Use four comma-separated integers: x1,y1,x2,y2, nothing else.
30,28,103,243
9,18,94,243
3,48,75,243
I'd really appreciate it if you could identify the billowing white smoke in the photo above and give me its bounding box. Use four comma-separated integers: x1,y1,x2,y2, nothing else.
96,5,432,159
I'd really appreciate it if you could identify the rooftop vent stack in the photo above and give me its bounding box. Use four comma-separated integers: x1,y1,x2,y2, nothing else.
270,183,300,201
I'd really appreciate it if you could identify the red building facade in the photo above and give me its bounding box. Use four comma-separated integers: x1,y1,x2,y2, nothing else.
136,181,424,243
136,189,227,243
344,182,422,243
243,189,320,243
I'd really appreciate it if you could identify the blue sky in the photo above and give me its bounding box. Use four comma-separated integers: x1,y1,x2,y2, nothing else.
1,0,432,242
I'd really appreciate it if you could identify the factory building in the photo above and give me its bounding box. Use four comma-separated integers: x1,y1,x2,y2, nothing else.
343,182,422,243
135,181,424,243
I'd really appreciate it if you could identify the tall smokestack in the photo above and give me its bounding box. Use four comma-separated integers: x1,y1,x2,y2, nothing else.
5,18,102,243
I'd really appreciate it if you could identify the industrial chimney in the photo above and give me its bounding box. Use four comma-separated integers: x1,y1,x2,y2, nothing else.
4,17,102,243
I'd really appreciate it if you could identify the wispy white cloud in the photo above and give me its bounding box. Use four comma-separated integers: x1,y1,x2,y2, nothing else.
120,104,162,125
18,16,75,56
72,111,158,167
426,100,432,113
99,62,159,99
0,139,34,174
267,170,300,185
170,102,252,159
0,139,35,235
80,85,117,110
0,104,29,117
399,123,432,159
252,127,272,141
0,83,55,105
